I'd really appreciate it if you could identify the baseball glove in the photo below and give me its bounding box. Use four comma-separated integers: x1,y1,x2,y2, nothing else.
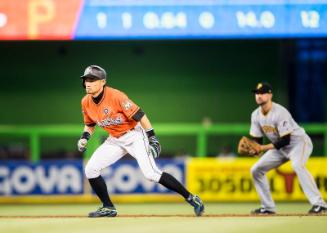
238,136,261,156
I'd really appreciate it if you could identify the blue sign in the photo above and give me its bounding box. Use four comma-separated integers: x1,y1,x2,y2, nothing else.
0,159,186,195
75,0,327,39
101,159,185,194
0,160,84,195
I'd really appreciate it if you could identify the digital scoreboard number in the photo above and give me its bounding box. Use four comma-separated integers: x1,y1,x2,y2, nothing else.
75,0,327,39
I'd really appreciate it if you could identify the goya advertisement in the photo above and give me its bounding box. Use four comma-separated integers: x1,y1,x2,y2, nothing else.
99,159,185,194
0,160,84,195
0,159,185,196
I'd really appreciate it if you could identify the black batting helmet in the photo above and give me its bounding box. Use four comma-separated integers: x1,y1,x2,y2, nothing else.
80,65,107,88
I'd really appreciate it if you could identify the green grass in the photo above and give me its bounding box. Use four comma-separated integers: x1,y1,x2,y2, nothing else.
0,203,326,233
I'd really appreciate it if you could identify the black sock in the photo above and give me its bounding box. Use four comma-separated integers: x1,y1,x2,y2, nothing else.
159,172,191,199
88,176,114,208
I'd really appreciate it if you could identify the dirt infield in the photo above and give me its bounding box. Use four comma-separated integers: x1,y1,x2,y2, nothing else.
0,213,326,218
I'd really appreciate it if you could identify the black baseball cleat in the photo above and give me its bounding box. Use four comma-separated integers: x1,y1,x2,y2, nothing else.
308,205,327,214
88,206,118,217
251,207,276,215
188,195,205,216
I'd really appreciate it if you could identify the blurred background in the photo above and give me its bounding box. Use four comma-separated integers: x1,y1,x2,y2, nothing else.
0,0,326,204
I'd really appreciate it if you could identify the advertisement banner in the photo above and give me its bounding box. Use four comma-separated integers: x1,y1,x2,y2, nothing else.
2,158,327,202
0,159,185,196
0,160,84,195
186,158,327,201
99,159,185,194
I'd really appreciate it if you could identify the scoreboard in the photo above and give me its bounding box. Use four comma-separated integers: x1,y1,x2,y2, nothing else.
0,0,326,40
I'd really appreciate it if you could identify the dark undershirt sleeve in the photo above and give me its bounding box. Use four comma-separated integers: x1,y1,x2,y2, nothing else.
249,136,263,145
131,108,145,122
273,134,291,150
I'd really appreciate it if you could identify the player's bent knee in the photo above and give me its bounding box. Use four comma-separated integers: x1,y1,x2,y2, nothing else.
143,171,161,183
250,165,258,176
85,163,101,179
251,165,263,177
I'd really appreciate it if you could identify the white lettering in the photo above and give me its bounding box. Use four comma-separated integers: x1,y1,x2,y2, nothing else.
122,12,132,29
301,11,320,28
199,12,215,29
36,166,58,193
58,166,82,193
12,167,36,194
0,167,10,195
143,11,187,29
113,165,139,192
97,12,107,29
102,163,184,193
0,164,83,195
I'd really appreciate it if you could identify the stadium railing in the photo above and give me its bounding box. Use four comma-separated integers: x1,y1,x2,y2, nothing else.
0,123,326,161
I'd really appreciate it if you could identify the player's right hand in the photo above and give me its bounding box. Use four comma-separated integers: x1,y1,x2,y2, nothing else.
148,136,161,158
77,138,88,152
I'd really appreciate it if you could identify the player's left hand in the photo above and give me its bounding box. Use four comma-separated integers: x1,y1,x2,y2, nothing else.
148,136,161,158
77,138,88,152
238,136,261,156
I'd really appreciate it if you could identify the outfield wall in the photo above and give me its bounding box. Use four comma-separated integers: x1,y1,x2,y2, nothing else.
0,158,326,203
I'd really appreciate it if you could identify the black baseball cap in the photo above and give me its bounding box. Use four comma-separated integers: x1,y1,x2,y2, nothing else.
80,65,107,80
252,82,273,94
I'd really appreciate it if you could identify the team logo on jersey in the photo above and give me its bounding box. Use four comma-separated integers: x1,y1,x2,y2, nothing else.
122,100,132,111
261,125,277,134
97,116,123,127
103,108,110,115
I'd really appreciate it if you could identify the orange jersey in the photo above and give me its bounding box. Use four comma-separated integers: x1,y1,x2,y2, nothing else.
81,86,140,138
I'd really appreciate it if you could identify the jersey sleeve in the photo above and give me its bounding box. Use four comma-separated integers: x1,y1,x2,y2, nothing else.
81,99,95,126
276,110,293,137
249,111,264,137
116,92,140,119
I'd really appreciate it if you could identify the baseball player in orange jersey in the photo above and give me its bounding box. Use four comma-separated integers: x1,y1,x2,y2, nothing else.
78,65,204,217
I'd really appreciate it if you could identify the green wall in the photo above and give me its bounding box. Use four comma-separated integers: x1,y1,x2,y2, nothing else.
0,40,286,124
0,40,289,156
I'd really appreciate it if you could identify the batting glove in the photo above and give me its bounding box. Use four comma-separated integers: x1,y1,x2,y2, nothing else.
149,136,161,158
77,138,88,152
77,131,91,152
146,129,161,158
